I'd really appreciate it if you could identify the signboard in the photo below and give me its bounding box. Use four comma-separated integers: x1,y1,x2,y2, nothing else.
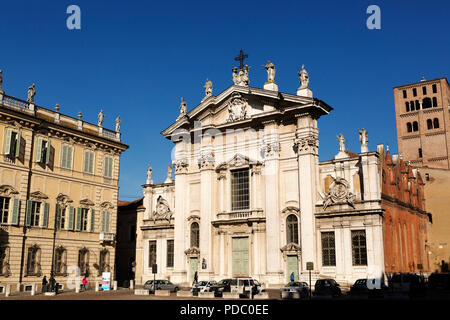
152,264,157,274
102,272,111,291
306,262,314,271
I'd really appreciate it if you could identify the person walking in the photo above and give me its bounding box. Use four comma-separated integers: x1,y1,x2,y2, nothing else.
290,272,295,282
82,276,87,291
251,283,258,299
42,275,48,293
193,271,198,286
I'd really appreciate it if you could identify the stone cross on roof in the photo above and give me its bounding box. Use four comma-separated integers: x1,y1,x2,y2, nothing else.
234,49,248,70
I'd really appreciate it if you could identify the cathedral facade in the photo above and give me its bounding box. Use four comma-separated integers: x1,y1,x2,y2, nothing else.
134,59,429,287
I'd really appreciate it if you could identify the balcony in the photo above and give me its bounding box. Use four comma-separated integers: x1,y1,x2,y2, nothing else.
213,209,265,225
99,232,114,243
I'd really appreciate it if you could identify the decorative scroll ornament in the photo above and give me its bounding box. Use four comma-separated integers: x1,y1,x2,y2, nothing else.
227,93,248,122
322,177,355,211
0,185,19,196
261,140,280,158
294,135,318,153
152,196,173,223
174,158,189,174
184,247,200,256
280,242,301,253
198,151,215,169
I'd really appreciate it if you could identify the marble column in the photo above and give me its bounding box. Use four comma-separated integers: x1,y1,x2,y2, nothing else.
295,114,319,273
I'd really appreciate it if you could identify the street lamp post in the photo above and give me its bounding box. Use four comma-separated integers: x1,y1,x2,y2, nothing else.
49,205,60,292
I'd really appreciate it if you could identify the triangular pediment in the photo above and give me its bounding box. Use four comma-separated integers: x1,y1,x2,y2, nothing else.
30,191,48,200
161,85,328,139
216,153,261,171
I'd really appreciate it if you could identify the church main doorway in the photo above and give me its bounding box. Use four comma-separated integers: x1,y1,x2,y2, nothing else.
287,255,299,281
232,237,249,276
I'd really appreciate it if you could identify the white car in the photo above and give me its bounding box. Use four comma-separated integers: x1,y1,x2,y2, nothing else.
192,280,218,292
230,277,265,298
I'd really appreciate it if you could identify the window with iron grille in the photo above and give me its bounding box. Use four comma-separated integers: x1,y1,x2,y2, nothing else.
26,245,40,275
352,230,368,266
231,169,249,211
167,240,174,268
321,232,336,266
190,222,199,248
286,214,299,244
78,248,89,275
149,241,157,267
55,247,66,275
99,249,110,273
0,197,9,224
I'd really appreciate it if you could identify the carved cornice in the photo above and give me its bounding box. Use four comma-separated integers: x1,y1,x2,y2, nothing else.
280,242,301,253
100,201,114,210
30,190,48,200
281,206,300,215
215,153,261,171
184,247,200,256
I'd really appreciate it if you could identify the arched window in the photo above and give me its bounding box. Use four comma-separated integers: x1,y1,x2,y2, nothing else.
405,102,410,112
407,122,412,133
427,119,433,130
286,214,299,244
422,97,432,109
26,245,41,276
415,100,421,110
433,118,439,129
190,222,199,248
432,97,438,107
413,122,418,132
410,101,415,111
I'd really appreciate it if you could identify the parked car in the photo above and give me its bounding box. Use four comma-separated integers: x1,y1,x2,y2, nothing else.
210,279,232,297
427,273,450,293
143,279,179,293
280,281,310,299
389,273,426,297
230,277,266,298
191,280,218,293
350,279,388,298
313,279,342,297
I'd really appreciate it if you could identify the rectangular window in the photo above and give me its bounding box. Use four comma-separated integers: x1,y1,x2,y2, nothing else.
432,84,437,93
167,240,174,268
58,206,66,230
31,201,41,227
418,148,423,158
352,230,368,266
129,224,136,242
402,90,407,98
80,208,89,231
83,150,94,174
422,86,427,95
0,197,9,224
412,88,417,97
104,156,113,178
61,145,73,170
36,138,51,165
3,129,20,159
231,169,250,211
321,232,336,266
149,240,157,267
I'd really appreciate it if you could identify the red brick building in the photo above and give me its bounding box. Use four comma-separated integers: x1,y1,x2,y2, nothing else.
378,146,431,273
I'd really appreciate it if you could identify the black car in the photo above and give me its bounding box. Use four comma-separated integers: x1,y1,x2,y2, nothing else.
210,279,232,297
313,279,342,297
427,273,450,293
350,279,388,298
389,273,426,297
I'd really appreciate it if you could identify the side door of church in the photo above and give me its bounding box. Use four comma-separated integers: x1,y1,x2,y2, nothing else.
287,255,299,282
190,257,198,283
232,237,249,277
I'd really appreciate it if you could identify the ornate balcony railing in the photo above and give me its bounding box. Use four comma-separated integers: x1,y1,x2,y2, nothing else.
1,95,34,114
215,209,264,222
101,128,119,141
99,232,114,242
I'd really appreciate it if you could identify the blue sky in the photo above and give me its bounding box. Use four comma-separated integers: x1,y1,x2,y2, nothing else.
0,0,449,199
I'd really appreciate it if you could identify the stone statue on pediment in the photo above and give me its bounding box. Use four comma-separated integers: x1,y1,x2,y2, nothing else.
337,134,346,152
27,84,36,103
204,78,212,98
98,110,104,127
115,116,121,132
0,69,3,93
146,165,153,184
359,128,369,152
178,97,187,119
298,64,309,89
264,61,276,83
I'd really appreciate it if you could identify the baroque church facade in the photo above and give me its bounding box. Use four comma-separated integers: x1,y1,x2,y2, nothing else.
134,57,428,287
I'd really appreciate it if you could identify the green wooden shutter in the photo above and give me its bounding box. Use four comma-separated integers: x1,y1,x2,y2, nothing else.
68,206,75,230
15,131,21,158
61,146,67,168
101,211,105,232
89,152,94,174
11,198,20,225
105,211,110,233
3,129,12,155
42,202,49,227
45,140,51,164
67,146,72,169
76,207,82,231
54,203,60,229
35,138,42,162
83,151,90,173
90,209,95,232
25,200,33,226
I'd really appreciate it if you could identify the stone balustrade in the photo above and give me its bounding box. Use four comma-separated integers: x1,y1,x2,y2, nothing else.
216,209,264,222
